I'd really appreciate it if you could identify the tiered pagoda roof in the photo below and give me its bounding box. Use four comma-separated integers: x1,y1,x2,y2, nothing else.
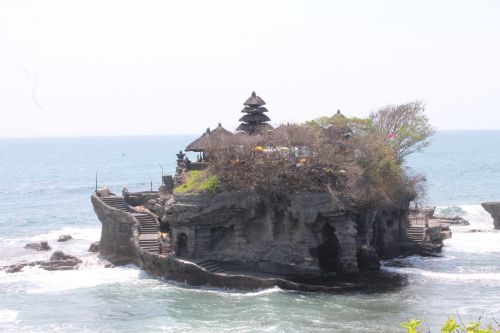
236,91,273,134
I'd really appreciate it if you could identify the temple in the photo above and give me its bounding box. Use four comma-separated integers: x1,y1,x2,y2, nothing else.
90,91,447,291
235,91,273,134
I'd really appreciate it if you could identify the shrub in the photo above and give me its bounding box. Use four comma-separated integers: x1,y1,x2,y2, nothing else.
400,317,500,333
174,171,221,194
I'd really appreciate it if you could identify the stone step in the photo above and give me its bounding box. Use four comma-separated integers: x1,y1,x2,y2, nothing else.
195,260,225,273
139,239,158,242
139,240,158,244
140,226,158,230
406,237,424,242
140,245,159,249
141,244,159,249
140,243,159,247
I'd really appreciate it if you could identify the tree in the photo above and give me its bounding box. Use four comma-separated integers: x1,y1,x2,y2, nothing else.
369,101,434,163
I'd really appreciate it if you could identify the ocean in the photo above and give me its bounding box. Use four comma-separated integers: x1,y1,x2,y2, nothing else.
0,131,499,332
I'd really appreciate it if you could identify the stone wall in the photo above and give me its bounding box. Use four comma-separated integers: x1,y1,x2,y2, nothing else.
91,194,139,264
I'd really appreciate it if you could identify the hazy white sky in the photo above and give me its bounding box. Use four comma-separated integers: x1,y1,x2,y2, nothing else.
1,0,499,137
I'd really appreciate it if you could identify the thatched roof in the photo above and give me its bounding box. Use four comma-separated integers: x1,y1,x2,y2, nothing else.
235,122,273,134
238,113,271,123
185,123,234,152
244,91,266,107
241,106,269,113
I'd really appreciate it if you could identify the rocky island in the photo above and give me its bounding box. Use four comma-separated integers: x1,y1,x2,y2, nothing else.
481,202,500,229
91,92,445,291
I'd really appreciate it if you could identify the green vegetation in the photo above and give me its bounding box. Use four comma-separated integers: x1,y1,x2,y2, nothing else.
198,100,432,205
305,114,371,128
401,317,500,333
369,100,434,163
174,170,221,194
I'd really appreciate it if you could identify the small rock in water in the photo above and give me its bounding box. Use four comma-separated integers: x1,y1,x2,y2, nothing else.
50,250,79,261
88,241,100,253
57,235,73,242
40,251,82,271
4,250,82,273
24,241,51,251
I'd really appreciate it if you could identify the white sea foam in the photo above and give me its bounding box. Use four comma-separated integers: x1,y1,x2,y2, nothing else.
29,226,101,243
0,309,18,323
445,231,500,254
0,264,148,294
228,286,283,297
382,266,500,282
437,204,494,231
436,204,500,253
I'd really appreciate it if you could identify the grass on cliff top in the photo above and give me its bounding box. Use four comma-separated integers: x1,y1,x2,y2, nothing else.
174,170,221,194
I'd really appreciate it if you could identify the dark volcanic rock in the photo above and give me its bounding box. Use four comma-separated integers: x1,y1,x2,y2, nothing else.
481,202,500,230
356,245,381,271
24,241,51,251
3,251,82,273
57,234,73,242
50,250,78,261
88,241,100,253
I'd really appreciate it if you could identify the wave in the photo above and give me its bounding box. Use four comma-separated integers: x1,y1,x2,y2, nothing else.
436,204,492,226
28,226,101,243
0,309,18,323
0,263,151,294
382,266,500,282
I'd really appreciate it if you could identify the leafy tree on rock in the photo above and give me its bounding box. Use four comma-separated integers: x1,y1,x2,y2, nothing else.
369,101,434,163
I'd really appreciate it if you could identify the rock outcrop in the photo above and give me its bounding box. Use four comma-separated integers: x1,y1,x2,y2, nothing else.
24,241,51,251
481,202,500,229
3,250,82,273
88,241,100,253
57,235,73,242
163,191,413,276
91,190,446,291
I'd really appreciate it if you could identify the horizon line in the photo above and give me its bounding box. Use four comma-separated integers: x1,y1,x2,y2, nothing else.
1,128,500,140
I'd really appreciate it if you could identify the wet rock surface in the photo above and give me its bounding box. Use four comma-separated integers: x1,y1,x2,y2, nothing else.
481,201,500,229
88,241,100,252
57,234,73,242
24,241,51,251
3,250,82,273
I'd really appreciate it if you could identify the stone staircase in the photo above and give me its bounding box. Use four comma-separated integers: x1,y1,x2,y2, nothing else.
100,195,160,254
195,260,225,273
404,225,426,243
101,196,135,213
136,214,160,254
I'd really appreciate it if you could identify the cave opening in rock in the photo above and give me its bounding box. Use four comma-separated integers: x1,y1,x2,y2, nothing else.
176,233,188,257
316,223,340,273
210,225,234,250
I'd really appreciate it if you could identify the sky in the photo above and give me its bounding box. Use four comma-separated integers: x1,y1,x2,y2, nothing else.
0,0,499,138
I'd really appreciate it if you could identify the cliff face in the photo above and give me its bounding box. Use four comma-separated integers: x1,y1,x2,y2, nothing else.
164,191,410,276
481,202,500,229
91,195,139,264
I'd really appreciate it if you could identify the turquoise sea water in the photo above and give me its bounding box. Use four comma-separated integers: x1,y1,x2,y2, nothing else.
0,131,499,332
